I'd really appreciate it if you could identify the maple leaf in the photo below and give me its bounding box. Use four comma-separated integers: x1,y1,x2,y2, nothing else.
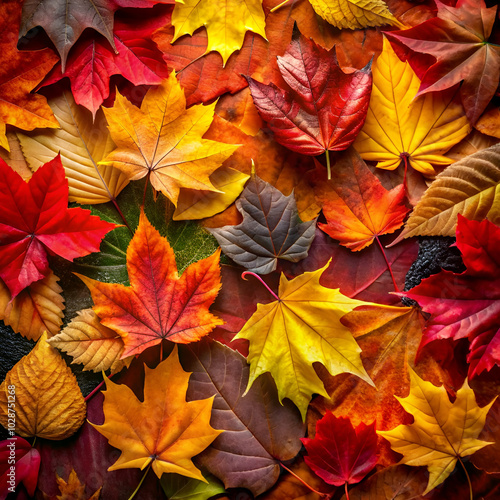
99,71,239,206
246,26,372,178
77,209,223,358
0,0,59,151
171,0,267,65
353,37,470,176
302,412,377,487
0,155,117,298
44,469,101,500
235,261,375,419
208,174,316,274
309,150,408,251
386,0,500,124
40,6,171,117
378,368,495,495
0,332,86,440
404,216,500,379
90,345,222,481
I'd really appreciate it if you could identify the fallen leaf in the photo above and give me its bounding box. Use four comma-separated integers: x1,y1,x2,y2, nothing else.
47,309,132,374
0,156,117,298
90,345,222,481
378,368,495,495
77,209,223,358
179,339,304,496
0,271,64,341
208,174,316,274
353,37,470,176
100,71,239,205
0,133,31,179
45,469,101,500
475,107,500,139
386,0,500,124
235,261,375,419
160,472,225,500
0,332,86,439
302,412,378,486
171,0,266,65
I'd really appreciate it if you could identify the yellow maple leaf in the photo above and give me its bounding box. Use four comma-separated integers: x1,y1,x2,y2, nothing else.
90,345,222,481
354,37,470,176
99,72,240,206
45,469,101,500
235,261,374,420
171,0,267,65
0,332,86,439
378,368,496,495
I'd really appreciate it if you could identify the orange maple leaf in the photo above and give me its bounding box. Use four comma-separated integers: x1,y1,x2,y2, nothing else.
77,210,223,357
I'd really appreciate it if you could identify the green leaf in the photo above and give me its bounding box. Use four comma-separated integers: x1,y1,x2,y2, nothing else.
160,472,225,500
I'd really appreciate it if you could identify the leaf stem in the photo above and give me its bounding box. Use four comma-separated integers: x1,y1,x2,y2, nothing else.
242,271,280,301
345,481,350,500
127,461,152,500
270,0,292,13
111,197,133,235
458,456,473,500
402,154,409,198
375,235,399,293
32,436,37,448
325,150,331,180
84,374,114,402
280,463,331,498
142,172,150,208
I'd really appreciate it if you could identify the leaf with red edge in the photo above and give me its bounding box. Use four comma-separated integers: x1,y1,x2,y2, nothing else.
0,156,117,298
0,437,40,498
385,0,500,124
77,209,223,358
310,150,408,251
41,5,171,117
246,26,372,177
302,412,378,486
404,216,500,378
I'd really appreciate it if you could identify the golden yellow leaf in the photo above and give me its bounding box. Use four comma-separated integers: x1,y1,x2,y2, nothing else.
47,309,132,374
47,469,101,500
0,133,31,180
173,166,250,220
393,142,500,241
378,369,495,495
0,332,86,439
18,92,129,204
0,271,64,341
171,0,266,65
309,0,402,30
354,37,470,176
91,345,222,480
100,72,240,206
235,261,375,420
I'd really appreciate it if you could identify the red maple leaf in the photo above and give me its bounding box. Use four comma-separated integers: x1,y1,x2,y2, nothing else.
301,412,378,487
0,156,117,298
404,216,500,378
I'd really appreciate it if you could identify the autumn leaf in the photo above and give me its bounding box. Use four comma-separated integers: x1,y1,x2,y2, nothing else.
100,71,239,205
91,345,222,481
0,332,86,440
160,472,225,500
235,262,375,419
208,174,316,274
404,216,500,379
353,37,470,176
171,0,266,65
247,26,372,178
0,156,117,298
386,0,500,124
309,150,408,251
302,412,378,486
44,469,101,500
0,0,59,151
77,209,223,358
378,368,495,495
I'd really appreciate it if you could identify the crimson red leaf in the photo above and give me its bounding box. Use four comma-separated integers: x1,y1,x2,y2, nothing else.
0,156,117,298
301,412,378,486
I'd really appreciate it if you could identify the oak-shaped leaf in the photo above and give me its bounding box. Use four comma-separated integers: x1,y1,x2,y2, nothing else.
235,261,375,419
208,174,316,274
0,155,117,298
77,209,223,358
302,412,377,486
378,368,495,495
386,0,500,124
404,216,500,379
0,332,86,440
179,339,304,496
90,345,222,481
100,71,239,206
246,26,372,178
